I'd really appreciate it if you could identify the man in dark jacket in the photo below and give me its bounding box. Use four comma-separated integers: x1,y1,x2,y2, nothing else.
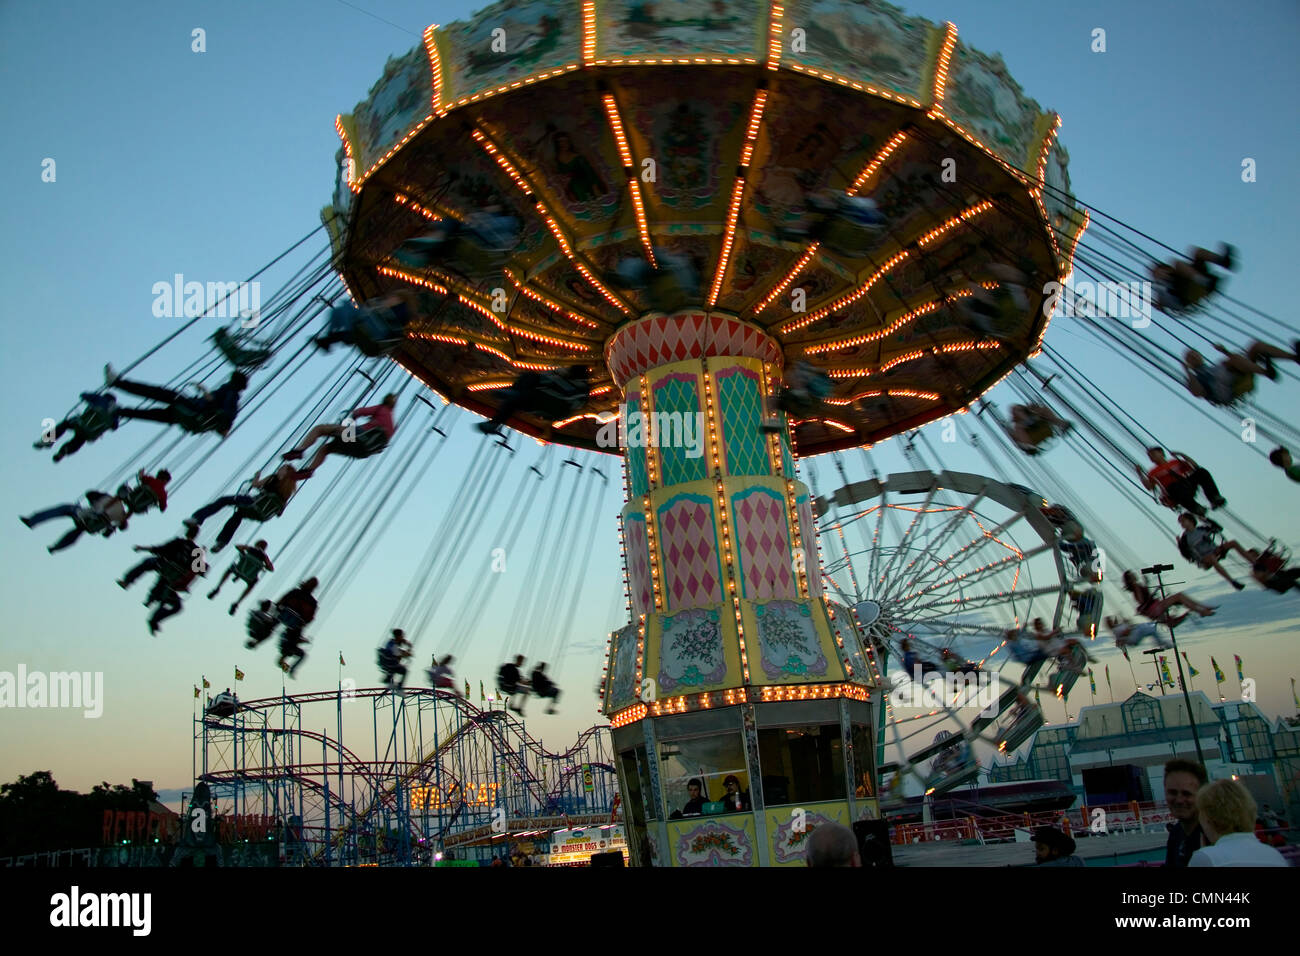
1163,758,1208,867
107,366,248,437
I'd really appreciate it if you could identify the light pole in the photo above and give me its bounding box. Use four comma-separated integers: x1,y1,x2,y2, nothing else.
1143,563,1206,766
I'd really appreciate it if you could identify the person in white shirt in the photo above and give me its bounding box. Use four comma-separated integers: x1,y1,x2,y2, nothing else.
1189,779,1288,867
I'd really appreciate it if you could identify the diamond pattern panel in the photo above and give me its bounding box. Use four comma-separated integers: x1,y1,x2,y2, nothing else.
717,366,769,477
797,495,823,597
625,391,648,496
606,312,783,388
731,487,797,601
652,373,707,487
657,494,723,610
623,514,652,617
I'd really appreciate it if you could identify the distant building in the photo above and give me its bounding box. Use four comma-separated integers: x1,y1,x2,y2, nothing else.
988,691,1299,823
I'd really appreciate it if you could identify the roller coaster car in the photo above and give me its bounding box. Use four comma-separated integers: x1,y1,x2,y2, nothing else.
996,705,1044,754
205,691,239,718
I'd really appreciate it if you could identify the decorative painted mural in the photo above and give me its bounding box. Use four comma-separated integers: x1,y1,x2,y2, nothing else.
657,606,727,692
352,46,433,174
944,42,1046,172
755,599,828,679
768,803,849,865
671,815,756,866
785,0,937,101
597,0,768,60
436,0,581,105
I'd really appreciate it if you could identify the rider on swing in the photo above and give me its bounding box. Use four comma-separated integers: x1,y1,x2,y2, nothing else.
378,629,412,687
476,367,590,436
104,366,248,438
283,394,398,477
207,539,275,614
186,464,307,552
34,392,120,462
21,490,129,553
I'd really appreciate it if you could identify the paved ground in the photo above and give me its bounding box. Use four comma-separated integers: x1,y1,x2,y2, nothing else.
890,829,1169,867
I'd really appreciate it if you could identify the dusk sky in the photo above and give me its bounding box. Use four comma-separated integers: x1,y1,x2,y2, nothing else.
1,0,1296,802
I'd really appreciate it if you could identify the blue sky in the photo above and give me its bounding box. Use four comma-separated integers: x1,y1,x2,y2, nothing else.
1,0,1297,797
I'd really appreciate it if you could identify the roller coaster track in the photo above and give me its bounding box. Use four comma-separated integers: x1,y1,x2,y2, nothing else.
212,686,615,865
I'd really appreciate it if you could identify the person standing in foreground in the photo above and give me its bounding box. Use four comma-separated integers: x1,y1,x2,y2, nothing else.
1163,758,1208,868
1189,779,1288,867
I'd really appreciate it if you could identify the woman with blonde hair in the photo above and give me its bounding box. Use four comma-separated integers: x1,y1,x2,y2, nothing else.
1189,779,1287,867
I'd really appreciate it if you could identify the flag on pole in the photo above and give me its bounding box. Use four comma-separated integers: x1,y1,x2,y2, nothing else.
1292,677,1298,711
235,667,245,681
1181,652,1199,677
1211,657,1225,683
464,679,470,699
480,680,485,702
194,686,200,699
1088,669,1096,694
339,653,345,666
1033,686,1040,706
202,677,211,689
1159,657,1173,686
1234,654,1244,681
1104,665,1111,690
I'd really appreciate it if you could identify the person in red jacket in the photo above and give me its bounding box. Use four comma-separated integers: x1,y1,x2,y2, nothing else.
282,394,398,477
1137,447,1225,517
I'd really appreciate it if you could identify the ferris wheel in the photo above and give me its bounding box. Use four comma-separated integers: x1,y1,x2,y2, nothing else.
815,469,1100,802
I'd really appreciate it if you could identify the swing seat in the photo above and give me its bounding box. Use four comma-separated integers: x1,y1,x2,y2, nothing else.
246,613,276,644
75,401,118,440
996,706,1044,753
334,427,389,459
74,507,110,535
158,558,193,589
123,484,161,514
212,328,272,370
174,403,223,435
237,493,285,522
232,557,265,586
